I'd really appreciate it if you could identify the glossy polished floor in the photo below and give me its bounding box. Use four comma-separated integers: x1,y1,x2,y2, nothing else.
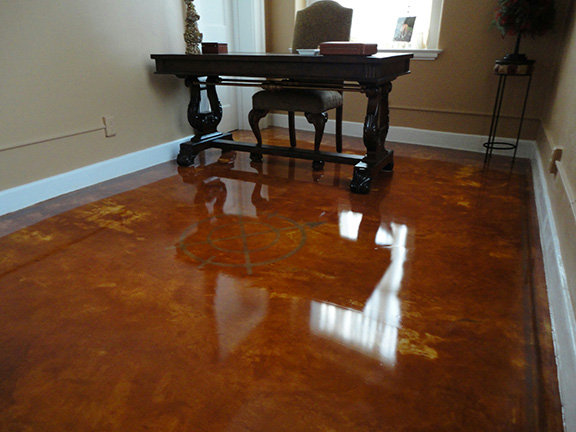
0,128,563,431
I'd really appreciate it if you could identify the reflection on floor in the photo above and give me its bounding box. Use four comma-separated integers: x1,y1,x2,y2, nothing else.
0,128,563,431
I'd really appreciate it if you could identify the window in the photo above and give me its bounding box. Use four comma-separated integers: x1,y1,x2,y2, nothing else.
306,0,444,59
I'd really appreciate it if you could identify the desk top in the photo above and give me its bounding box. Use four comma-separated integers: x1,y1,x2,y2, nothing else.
151,53,412,84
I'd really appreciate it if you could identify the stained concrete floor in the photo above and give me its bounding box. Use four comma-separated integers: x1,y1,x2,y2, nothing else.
0,129,562,431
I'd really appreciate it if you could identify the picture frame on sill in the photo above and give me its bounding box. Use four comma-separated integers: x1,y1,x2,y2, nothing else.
393,16,416,42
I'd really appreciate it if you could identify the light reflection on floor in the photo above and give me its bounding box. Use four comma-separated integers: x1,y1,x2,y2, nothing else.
310,223,407,365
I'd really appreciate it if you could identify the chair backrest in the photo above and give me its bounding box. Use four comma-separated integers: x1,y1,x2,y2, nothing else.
292,1,353,50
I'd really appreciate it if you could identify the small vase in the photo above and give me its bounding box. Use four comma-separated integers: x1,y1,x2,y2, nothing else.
500,33,528,64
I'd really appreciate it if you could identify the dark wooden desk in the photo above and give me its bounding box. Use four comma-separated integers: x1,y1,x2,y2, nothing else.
151,53,412,193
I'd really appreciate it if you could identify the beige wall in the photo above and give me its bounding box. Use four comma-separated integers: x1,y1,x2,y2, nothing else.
264,0,561,139
0,0,191,191
535,2,576,423
538,1,576,313
265,0,296,52
1,0,564,188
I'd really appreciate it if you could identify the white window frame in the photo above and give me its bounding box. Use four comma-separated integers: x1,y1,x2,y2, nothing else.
305,0,443,60
231,0,267,130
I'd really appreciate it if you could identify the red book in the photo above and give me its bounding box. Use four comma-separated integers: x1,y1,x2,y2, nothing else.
319,42,378,56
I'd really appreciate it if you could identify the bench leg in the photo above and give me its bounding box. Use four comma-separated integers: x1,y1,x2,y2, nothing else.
248,108,269,146
305,112,328,152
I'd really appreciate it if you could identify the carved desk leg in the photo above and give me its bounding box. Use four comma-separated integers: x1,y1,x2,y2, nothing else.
177,76,228,167
350,82,394,194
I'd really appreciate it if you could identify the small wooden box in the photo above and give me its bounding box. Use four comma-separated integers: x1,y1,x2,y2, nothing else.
202,43,228,54
319,42,378,56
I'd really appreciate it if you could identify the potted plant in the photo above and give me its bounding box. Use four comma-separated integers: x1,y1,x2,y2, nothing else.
493,0,556,62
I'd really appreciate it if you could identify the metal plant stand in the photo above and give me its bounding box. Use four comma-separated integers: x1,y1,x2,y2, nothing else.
483,58,535,163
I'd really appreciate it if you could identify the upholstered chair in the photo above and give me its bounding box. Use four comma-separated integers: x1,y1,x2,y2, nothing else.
248,1,353,169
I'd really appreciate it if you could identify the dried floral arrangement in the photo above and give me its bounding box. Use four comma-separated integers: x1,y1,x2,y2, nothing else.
184,0,202,54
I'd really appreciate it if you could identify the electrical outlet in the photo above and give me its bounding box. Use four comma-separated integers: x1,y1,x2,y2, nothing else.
103,116,117,137
548,147,563,174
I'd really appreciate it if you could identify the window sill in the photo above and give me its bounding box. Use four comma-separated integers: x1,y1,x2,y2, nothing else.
379,48,442,61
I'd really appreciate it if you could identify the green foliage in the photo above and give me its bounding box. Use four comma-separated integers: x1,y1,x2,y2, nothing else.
493,0,555,37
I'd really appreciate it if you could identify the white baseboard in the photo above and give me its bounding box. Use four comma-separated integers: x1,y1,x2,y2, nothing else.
0,121,536,218
532,150,575,432
269,114,536,159
0,136,191,217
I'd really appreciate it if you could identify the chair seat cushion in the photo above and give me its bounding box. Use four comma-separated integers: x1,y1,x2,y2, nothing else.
252,89,342,113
